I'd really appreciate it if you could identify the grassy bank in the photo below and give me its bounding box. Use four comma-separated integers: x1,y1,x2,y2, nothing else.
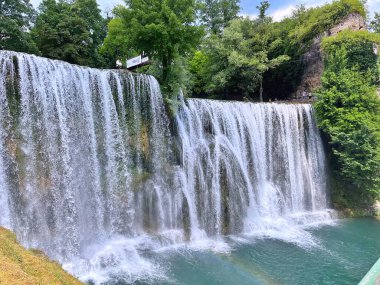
0,227,82,285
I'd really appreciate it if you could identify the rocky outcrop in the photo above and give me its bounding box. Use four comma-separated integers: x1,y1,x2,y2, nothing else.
329,13,366,36
295,13,366,98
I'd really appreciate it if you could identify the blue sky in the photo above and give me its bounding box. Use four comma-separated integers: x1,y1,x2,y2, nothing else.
30,0,380,20
239,0,380,20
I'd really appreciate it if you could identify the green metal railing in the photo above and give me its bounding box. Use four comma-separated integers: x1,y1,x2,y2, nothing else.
359,258,380,285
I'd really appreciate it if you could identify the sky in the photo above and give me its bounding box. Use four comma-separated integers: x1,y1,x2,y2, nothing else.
239,0,380,21
30,0,380,21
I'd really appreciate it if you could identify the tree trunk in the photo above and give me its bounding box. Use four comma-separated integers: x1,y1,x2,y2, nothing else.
162,53,169,85
162,49,173,95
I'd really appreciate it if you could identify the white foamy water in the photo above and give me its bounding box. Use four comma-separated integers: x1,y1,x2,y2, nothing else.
0,51,335,284
176,97,332,236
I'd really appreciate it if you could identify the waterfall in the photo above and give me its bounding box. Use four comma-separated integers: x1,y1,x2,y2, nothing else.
0,51,333,284
176,98,330,238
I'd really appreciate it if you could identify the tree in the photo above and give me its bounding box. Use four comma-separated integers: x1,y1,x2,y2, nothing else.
256,0,270,22
32,0,106,67
254,1,274,101
71,0,107,66
263,0,367,100
369,12,380,34
100,18,131,67
204,17,289,100
0,0,39,53
188,50,210,96
110,0,203,94
198,0,240,35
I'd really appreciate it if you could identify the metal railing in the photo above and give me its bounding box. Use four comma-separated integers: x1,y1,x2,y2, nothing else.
359,258,380,285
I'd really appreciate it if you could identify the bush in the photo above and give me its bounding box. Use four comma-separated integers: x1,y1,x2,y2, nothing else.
264,0,367,99
315,35,380,208
322,30,380,83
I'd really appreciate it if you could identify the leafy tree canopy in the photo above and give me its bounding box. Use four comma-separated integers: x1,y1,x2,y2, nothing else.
100,18,131,67
108,0,204,95
198,0,240,35
262,0,367,100
256,1,270,21
369,12,380,34
199,13,289,100
32,0,106,67
0,0,39,53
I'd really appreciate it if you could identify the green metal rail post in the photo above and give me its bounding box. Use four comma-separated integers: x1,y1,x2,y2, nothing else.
359,258,380,285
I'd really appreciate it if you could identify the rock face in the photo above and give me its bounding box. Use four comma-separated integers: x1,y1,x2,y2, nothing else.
295,13,366,98
329,13,366,36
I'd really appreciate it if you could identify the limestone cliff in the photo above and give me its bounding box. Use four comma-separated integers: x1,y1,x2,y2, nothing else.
295,13,366,98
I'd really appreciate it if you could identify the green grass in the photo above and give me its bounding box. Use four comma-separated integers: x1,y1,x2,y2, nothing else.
0,227,83,285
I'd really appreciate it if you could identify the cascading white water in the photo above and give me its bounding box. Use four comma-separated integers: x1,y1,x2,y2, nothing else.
0,51,334,284
0,51,182,282
0,55,12,229
176,98,332,240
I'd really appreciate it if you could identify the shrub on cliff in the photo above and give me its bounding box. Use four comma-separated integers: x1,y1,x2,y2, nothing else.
315,31,380,208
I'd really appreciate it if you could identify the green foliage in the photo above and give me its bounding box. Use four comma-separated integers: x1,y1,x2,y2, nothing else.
198,0,240,35
100,18,131,67
201,17,289,100
0,0,39,53
32,0,106,67
188,50,210,96
341,0,366,17
322,30,380,82
188,0,367,99
108,0,203,96
369,12,380,34
282,0,364,51
71,0,107,65
315,36,380,207
256,1,270,21
264,0,366,99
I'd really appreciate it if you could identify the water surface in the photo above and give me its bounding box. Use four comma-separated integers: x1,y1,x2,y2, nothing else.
129,219,380,285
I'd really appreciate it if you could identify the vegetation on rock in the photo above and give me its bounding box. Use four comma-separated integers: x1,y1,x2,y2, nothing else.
315,30,380,208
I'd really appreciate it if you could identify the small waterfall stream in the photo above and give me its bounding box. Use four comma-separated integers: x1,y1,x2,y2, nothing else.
0,51,334,284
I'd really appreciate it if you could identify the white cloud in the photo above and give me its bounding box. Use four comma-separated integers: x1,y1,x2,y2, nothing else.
30,0,40,8
271,5,296,22
270,0,329,22
239,13,257,20
367,0,380,17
